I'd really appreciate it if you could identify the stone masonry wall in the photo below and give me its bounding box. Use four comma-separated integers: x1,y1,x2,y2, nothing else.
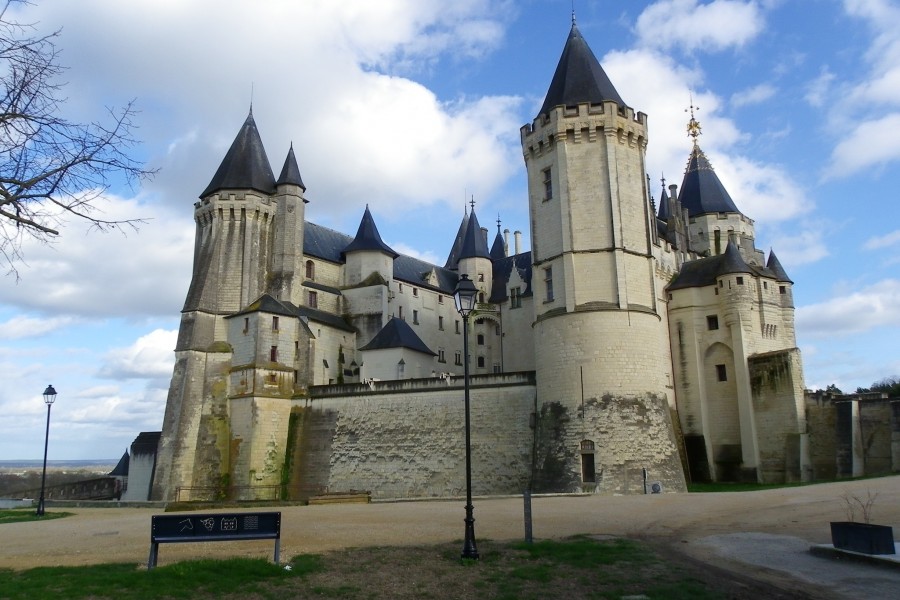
291,373,536,499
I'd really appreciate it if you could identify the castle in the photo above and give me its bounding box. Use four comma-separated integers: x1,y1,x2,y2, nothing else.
150,23,807,502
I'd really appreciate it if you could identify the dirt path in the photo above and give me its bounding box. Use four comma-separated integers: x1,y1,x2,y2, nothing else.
3,476,899,598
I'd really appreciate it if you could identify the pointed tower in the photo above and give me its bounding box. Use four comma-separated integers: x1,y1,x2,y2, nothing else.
270,145,308,306
520,22,686,494
457,206,493,303
678,108,757,260
342,205,398,287
152,110,281,501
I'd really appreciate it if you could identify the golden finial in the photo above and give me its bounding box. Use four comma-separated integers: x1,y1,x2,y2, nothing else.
685,93,701,144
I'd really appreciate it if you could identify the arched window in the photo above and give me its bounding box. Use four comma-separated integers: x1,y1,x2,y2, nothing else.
305,260,315,280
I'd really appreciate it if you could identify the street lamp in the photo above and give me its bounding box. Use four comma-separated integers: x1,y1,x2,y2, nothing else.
36,384,57,516
453,274,479,560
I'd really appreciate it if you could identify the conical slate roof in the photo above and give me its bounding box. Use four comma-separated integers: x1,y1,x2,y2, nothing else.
667,240,753,291
342,205,398,258
720,240,752,275
109,450,129,477
657,185,670,220
538,22,626,118
677,145,741,217
490,228,506,260
276,144,306,190
766,250,792,283
458,210,491,260
444,210,470,269
200,111,276,198
359,317,436,356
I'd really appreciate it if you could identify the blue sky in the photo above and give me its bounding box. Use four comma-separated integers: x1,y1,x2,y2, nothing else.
1,0,898,460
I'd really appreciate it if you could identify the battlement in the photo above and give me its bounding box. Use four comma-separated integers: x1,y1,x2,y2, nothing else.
520,100,647,150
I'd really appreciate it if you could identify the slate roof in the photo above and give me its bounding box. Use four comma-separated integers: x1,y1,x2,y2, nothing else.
490,227,506,260
276,145,306,190
109,451,129,477
678,145,742,217
342,205,399,258
668,241,781,291
131,432,161,456
538,22,626,118
200,111,276,198
459,210,491,260
490,251,534,303
766,250,793,283
302,220,460,295
657,185,670,220
359,317,437,356
296,305,356,332
444,211,470,269
227,293,297,319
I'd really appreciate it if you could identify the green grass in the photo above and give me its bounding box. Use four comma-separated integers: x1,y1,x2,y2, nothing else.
0,537,734,599
0,509,71,524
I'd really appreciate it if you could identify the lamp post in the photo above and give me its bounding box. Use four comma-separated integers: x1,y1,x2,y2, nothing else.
36,384,57,516
453,274,479,560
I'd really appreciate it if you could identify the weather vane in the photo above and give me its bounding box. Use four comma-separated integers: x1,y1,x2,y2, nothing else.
686,93,701,143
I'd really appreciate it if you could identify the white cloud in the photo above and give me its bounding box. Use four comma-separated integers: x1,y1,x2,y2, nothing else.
635,0,764,52
0,315,78,340
864,229,900,250
804,68,835,107
796,279,900,337
827,113,900,177
731,83,775,108
390,242,442,266
764,226,829,267
97,329,177,382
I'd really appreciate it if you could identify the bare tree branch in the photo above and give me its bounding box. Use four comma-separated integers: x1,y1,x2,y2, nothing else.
0,0,155,276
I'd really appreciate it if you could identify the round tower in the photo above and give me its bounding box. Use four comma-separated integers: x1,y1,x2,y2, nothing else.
521,22,685,494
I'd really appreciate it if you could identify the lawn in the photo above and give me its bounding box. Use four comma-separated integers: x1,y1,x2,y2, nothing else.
0,536,730,600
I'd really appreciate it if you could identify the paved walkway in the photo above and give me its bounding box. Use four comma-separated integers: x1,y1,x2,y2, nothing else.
3,476,900,598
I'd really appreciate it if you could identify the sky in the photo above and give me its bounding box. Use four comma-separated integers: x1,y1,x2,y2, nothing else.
1,0,899,460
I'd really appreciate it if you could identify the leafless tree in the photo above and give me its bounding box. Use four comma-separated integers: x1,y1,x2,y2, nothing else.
0,0,154,275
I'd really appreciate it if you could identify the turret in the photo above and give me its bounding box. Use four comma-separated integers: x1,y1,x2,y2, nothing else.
342,205,398,287
456,207,492,304
270,144,308,305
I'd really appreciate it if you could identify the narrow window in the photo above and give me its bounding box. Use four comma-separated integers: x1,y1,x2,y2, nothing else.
399,283,403,293
294,340,299,359
438,349,446,363
543,167,552,200
438,295,444,304
270,346,278,362
779,285,786,294
477,273,484,282
477,334,485,345
510,286,521,309
272,316,279,332
477,356,485,368
706,315,719,331
493,364,501,374
397,359,405,379
243,317,249,334
455,320,460,334
438,316,444,330
478,292,485,303
305,260,315,280
413,288,418,297
736,276,744,286
398,306,404,320
413,309,419,324
495,325,500,336
714,230,721,255
455,352,462,365
545,267,554,302
763,281,768,290
716,364,727,382
308,290,318,308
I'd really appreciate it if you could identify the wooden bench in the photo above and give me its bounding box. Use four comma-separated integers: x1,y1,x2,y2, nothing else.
148,511,281,569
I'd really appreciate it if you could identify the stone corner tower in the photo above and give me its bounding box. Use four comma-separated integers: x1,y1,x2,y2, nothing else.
521,22,687,494
151,110,305,501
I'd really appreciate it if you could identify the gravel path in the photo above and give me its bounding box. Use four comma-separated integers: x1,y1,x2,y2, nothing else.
3,476,899,598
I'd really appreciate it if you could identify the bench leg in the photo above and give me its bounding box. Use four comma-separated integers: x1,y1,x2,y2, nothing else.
274,538,281,565
148,542,158,570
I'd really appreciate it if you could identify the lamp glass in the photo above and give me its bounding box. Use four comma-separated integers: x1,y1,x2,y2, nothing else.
43,385,57,405
453,275,478,317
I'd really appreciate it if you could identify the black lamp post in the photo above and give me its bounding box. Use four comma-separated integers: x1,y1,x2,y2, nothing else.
453,274,479,560
36,384,57,516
